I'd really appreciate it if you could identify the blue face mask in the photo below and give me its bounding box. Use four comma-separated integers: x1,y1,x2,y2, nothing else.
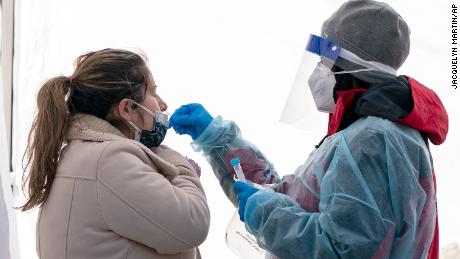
128,101,169,149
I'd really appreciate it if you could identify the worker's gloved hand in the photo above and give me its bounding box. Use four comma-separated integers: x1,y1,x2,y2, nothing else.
169,103,213,140
234,181,260,222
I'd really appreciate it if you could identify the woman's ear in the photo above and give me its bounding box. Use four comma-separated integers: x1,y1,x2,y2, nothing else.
117,98,133,121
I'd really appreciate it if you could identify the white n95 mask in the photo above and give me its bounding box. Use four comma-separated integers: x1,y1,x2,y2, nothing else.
308,62,336,113
307,62,374,113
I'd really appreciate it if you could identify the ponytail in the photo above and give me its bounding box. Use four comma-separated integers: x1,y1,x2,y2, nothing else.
21,48,148,210
21,76,71,211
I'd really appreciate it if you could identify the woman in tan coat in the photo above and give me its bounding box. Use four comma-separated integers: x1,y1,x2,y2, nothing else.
21,49,210,259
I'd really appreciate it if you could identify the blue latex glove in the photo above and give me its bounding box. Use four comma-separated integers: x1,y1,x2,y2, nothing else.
234,181,259,222
169,103,213,140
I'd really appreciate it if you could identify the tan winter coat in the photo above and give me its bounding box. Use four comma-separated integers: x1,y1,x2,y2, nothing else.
36,114,210,259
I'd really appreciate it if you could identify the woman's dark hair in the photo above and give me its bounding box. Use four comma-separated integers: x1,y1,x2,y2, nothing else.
21,48,149,211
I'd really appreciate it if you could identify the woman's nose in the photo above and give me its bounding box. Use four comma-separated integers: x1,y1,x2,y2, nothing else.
157,96,168,112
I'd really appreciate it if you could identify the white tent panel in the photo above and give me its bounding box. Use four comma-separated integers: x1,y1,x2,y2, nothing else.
8,0,459,258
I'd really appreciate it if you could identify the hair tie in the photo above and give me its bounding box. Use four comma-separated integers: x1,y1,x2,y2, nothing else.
65,76,74,103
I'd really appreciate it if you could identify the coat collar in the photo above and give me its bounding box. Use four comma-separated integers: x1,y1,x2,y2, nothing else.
67,113,127,142
66,113,180,179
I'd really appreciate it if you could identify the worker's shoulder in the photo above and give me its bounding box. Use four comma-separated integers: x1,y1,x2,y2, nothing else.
348,116,410,133
345,116,423,144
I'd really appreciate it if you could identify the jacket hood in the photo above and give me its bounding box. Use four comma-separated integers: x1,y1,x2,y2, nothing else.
328,76,448,145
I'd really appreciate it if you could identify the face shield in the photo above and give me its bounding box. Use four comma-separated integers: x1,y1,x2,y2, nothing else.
279,34,398,130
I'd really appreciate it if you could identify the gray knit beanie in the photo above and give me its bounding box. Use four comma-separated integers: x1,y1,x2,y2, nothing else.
321,0,410,82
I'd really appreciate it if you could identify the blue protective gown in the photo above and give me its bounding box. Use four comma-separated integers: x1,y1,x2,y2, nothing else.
192,115,436,259
191,75,448,258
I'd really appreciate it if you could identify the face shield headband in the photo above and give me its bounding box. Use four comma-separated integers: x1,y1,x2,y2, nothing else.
306,34,397,75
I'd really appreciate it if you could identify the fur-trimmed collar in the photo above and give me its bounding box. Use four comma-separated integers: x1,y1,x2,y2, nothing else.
66,113,186,179
67,113,127,142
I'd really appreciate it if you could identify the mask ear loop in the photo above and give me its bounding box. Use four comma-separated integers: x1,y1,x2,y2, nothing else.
125,100,147,136
127,121,142,141
127,120,141,131
319,56,376,76
130,100,156,117
129,100,157,131
333,68,375,75
129,100,170,128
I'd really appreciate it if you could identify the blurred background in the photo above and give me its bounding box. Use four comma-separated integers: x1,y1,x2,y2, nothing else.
0,0,458,258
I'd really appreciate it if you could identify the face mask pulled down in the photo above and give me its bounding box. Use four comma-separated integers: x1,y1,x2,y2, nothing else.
128,101,169,149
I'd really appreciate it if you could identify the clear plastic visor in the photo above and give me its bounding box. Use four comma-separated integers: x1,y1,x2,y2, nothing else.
279,34,397,130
